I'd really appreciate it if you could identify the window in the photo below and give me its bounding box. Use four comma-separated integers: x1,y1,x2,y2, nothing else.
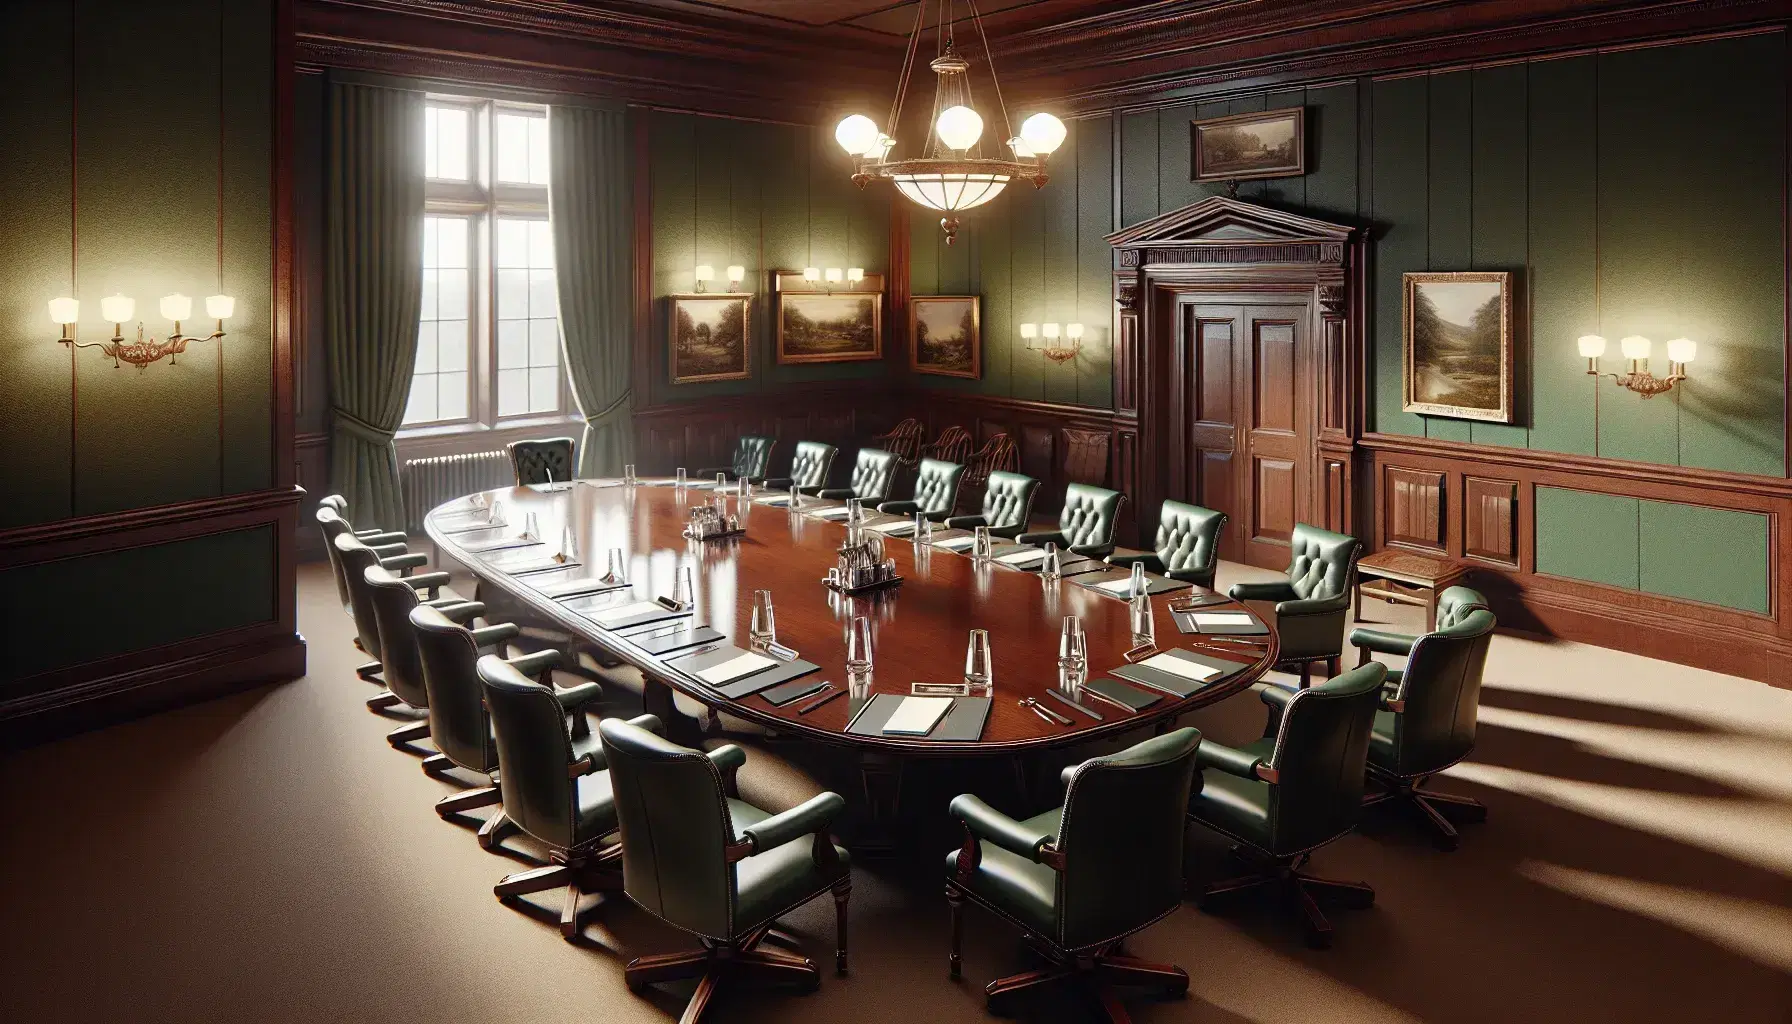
403,98,567,427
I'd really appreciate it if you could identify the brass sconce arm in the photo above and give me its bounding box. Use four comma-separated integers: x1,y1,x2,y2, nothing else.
62,320,228,370
1586,359,1689,399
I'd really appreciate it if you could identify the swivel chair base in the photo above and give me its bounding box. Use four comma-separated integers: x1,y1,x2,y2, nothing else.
435,786,514,852
495,844,625,942
1200,847,1374,949
1364,773,1487,851
957,929,1188,1024
367,689,402,712
356,660,384,683
385,720,430,749
625,901,847,1024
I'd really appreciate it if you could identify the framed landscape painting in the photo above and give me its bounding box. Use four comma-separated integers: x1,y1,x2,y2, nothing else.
774,271,884,364
909,296,981,379
1191,106,1305,182
1402,271,1515,423
668,293,751,384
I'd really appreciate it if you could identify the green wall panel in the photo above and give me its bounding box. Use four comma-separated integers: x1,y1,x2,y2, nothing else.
1425,72,1474,444
1638,500,1770,613
1371,75,1430,437
1304,84,1359,223
0,525,277,685
220,0,276,496
1075,114,1116,408
1119,111,1158,229
1535,486,1640,590
1468,64,1531,449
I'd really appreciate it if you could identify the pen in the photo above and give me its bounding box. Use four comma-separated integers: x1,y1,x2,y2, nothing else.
796,687,844,715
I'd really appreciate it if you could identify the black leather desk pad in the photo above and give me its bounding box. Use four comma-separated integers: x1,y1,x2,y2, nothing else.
1085,677,1163,710
436,519,508,536
634,625,726,655
993,551,1107,577
564,597,690,631
671,645,822,699
930,530,977,551
760,677,830,706
1074,571,1194,598
528,574,630,600
1111,649,1248,698
1171,610,1270,635
842,693,991,741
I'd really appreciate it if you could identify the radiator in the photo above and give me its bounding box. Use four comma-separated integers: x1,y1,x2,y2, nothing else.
401,449,512,532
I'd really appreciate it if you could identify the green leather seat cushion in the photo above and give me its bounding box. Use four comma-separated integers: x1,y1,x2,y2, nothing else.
730,797,851,930
574,768,617,846
1192,738,1274,844
941,807,1061,937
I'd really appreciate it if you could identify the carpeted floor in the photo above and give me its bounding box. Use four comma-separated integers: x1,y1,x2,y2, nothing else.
3,560,1789,1023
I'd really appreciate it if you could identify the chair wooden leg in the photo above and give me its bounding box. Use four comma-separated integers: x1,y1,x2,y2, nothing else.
386,720,430,748
1095,986,1134,1024
1327,655,1340,678
494,863,572,899
560,879,585,941
624,949,710,991
1198,873,1275,908
679,970,723,1024
1300,875,1376,910
1298,661,1311,688
1421,789,1488,821
477,810,514,850
985,966,1069,1003
947,885,965,980
366,689,400,711
356,661,384,683
435,787,500,817
1294,882,1335,949
1413,796,1462,851
832,878,851,974
1095,955,1189,995
421,753,454,775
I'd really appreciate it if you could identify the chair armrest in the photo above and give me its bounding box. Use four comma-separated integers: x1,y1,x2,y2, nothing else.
1258,684,1297,711
1059,763,1084,790
948,794,1052,862
878,499,920,516
1276,592,1351,617
438,601,486,623
1228,580,1297,603
357,529,408,545
1197,741,1266,780
944,514,988,531
1015,529,1067,548
1349,627,1418,657
705,743,746,774
1105,553,1165,573
380,551,428,571
1069,542,1115,560
693,466,730,479
506,648,563,680
796,484,827,496
741,791,847,853
469,623,521,649
763,477,793,491
554,681,605,712
815,487,854,500
404,571,452,598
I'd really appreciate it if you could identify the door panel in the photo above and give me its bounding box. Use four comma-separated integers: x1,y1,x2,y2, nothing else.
1242,308,1307,568
1253,457,1297,544
1252,322,1296,432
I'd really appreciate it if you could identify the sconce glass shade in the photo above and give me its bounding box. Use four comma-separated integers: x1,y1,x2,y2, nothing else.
1007,136,1035,159
1620,335,1652,360
935,105,984,151
48,297,79,325
1019,112,1068,155
1019,323,1038,340
1666,337,1697,364
693,265,715,283
835,114,881,156
825,268,844,284
205,294,235,320
100,293,135,324
160,293,192,322
725,265,745,285
1066,322,1085,340
803,267,820,282
846,267,864,283
1042,323,1061,340
1577,334,1607,358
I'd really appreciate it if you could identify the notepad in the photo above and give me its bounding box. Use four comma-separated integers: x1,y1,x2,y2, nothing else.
754,494,793,506
1192,612,1255,628
1096,578,1141,595
695,651,777,686
934,536,976,551
1137,652,1222,683
871,520,916,535
881,696,955,736
810,506,852,520
529,575,629,599
459,536,543,554
996,549,1046,567
587,601,666,627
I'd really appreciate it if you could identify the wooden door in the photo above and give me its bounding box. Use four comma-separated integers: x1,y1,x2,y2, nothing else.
1171,300,1311,570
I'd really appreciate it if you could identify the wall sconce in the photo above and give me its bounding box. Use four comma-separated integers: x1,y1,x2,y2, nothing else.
725,265,745,286
1021,321,1083,364
693,265,715,292
51,290,233,369
825,267,844,284
803,267,821,282
1578,334,1694,398
797,267,867,293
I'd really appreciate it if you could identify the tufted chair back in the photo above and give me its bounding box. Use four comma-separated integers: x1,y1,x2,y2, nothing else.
509,437,576,486
786,441,838,490
980,471,1040,532
1055,483,1126,554
1264,662,1385,854
1285,524,1360,601
1383,603,1496,778
335,533,392,660
1434,585,1489,630
1055,727,1203,951
731,435,776,480
846,448,901,503
910,459,966,518
364,565,433,709
478,655,582,851
411,604,497,774
1156,501,1226,577
598,716,741,941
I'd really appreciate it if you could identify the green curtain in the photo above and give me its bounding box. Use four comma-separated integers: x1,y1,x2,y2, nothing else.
548,104,636,478
324,82,424,529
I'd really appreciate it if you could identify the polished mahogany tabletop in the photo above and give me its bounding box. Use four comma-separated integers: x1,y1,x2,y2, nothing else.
426,479,1277,755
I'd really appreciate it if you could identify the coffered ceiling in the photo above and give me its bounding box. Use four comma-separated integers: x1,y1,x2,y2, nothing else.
576,0,1133,35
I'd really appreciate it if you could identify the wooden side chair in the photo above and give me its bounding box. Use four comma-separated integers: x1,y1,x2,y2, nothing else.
955,432,1017,516
921,424,972,464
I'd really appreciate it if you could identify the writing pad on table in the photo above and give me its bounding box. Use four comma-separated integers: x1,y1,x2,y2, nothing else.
1111,649,1247,698
1172,610,1270,636
634,625,725,655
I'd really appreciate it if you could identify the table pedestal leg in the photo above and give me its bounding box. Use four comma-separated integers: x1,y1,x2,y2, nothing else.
849,753,905,858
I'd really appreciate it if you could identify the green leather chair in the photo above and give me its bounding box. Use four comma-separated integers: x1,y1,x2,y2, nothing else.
1017,482,1127,559
1228,523,1361,687
1188,662,1386,947
944,469,1040,539
335,532,461,697
508,437,575,486
477,655,661,941
817,447,901,504
315,502,409,677
697,434,777,483
1351,587,1496,850
946,728,1202,1019
1107,500,1227,589
599,716,851,1024
878,457,965,522
364,563,492,753
765,440,839,495
410,605,605,849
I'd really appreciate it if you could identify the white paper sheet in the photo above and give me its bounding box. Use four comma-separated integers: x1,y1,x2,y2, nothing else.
1139,653,1221,683
997,549,1046,566
695,652,776,686
881,696,955,736
588,601,664,627
1192,612,1255,627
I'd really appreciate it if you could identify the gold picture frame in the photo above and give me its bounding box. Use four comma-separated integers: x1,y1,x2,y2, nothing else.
668,292,752,384
909,296,981,379
1402,271,1515,423
773,271,884,365
1190,106,1306,182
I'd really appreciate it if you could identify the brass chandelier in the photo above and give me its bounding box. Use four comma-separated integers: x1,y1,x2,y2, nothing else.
835,0,1066,245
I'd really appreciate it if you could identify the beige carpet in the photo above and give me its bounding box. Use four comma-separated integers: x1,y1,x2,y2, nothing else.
2,561,1789,1023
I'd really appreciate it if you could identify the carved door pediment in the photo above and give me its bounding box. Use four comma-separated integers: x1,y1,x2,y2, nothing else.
1106,195,1352,269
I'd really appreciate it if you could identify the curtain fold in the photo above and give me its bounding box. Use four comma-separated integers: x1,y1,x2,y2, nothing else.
548,105,636,478
325,82,425,529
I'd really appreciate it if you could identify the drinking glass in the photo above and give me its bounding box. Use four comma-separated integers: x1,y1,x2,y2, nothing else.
603,547,626,583
487,500,506,528
846,615,874,681
741,478,754,502
1040,541,1062,581
1058,657,1087,699
1130,560,1148,598
675,467,687,488
559,524,578,560
749,590,777,650
964,629,994,697
1058,615,1087,670
522,511,540,541
920,515,934,543
790,483,803,509
672,565,695,609
623,463,636,486
973,525,993,561
1130,593,1156,648
716,472,727,490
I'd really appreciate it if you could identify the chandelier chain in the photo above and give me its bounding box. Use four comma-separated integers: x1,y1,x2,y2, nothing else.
966,0,1015,147
887,0,927,141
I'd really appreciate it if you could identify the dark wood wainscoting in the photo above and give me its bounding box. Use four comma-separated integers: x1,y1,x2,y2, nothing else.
912,393,1122,521
1360,434,1792,689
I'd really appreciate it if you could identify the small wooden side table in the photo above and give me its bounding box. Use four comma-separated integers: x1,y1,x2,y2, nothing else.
1355,550,1469,630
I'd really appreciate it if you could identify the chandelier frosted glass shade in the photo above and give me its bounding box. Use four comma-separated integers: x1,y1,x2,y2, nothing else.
935,105,984,151
891,171,1010,212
